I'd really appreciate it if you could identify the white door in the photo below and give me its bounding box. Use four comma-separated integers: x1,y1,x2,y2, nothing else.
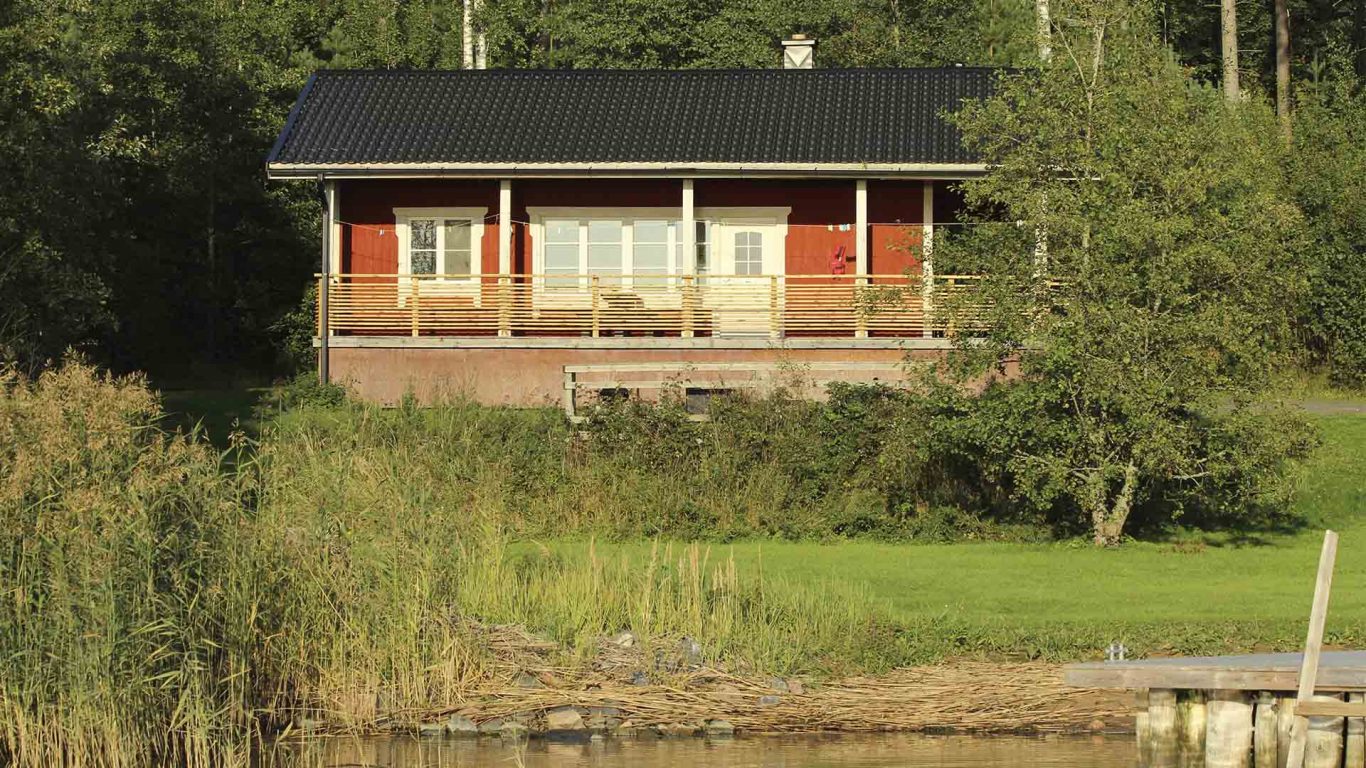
709,222,784,336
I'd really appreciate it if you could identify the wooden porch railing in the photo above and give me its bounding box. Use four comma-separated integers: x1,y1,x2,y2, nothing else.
316,273,984,340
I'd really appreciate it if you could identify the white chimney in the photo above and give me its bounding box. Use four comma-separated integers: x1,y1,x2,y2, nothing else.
782,34,816,69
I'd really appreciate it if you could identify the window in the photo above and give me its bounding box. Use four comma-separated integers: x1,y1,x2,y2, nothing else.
694,221,711,276
734,230,763,275
394,207,487,280
587,220,623,283
544,219,579,286
528,207,788,286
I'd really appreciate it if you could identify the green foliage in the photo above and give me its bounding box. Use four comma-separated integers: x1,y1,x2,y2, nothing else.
940,0,1316,544
0,360,909,763
1289,65,1366,388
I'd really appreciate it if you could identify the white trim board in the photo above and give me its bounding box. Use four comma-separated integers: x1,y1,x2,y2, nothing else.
268,161,988,180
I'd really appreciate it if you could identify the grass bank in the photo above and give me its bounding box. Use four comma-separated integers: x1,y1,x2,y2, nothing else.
3,366,1363,764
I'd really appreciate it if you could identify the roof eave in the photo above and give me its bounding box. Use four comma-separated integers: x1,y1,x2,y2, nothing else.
265,161,990,181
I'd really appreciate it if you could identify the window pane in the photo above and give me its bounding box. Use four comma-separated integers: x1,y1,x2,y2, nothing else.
588,244,622,272
411,219,436,250
445,249,471,274
443,219,471,251
587,219,622,275
546,219,579,244
697,222,711,274
411,251,437,274
634,219,668,244
588,220,622,244
735,230,762,275
443,220,472,275
545,243,578,272
634,243,668,273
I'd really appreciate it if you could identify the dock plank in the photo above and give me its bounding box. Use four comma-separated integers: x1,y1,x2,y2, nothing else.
1064,651,1366,692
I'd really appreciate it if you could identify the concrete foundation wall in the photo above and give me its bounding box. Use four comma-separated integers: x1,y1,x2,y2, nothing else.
330,345,949,406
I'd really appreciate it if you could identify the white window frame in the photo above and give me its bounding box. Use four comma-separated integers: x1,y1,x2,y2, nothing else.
393,206,487,281
526,206,789,286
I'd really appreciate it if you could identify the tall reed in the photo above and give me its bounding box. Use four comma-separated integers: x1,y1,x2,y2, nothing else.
0,363,895,763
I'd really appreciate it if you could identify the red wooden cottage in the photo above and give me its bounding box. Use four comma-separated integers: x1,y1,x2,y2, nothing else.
266,38,995,410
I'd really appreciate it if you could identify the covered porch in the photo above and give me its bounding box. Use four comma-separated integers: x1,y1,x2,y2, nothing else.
317,271,980,341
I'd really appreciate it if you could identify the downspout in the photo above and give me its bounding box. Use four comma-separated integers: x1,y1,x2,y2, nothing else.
316,174,332,385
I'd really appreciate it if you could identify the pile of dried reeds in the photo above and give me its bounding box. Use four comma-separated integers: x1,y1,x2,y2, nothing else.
371,623,1131,735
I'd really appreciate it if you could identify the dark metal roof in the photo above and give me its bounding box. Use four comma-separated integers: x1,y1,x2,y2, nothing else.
267,68,997,169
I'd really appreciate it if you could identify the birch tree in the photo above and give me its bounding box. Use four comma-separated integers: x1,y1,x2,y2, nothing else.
939,0,1313,545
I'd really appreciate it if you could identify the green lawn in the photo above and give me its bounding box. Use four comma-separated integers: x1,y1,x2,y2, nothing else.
540,413,1366,660
159,387,1366,661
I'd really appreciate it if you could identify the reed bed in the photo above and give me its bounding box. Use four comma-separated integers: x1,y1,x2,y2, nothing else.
445,662,1127,734
5,362,985,766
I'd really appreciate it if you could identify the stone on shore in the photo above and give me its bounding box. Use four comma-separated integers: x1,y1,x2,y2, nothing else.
514,672,544,689
678,637,703,666
546,706,585,732
585,705,624,732
417,721,446,737
499,721,530,739
705,719,736,736
658,722,699,737
758,694,782,706
445,715,479,736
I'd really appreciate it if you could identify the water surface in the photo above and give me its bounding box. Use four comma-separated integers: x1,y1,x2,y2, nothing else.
277,733,1138,767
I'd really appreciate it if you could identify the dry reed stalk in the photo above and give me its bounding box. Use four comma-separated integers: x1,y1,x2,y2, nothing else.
442,662,1127,734
315,623,1129,735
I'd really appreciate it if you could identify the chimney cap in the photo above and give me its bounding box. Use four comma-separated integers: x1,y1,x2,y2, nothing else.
781,34,816,69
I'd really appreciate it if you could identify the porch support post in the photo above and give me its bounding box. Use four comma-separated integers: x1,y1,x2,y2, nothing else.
498,179,512,337
319,178,337,385
855,179,868,339
681,178,695,338
681,179,695,272
498,179,512,276
854,180,868,275
921,180,936,339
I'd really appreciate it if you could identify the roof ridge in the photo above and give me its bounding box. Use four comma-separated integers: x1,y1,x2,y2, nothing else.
310,66,1004,76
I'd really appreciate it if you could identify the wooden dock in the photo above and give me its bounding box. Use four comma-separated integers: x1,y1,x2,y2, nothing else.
1063,532,1364,768
1066,651,1366,693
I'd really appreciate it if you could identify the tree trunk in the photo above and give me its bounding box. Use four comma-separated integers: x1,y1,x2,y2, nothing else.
462,0,474,69
1221,0,1240,101
1275,0,1291,139
1355,0,1366,80
1036,0,1052,62
1091,462,1139,547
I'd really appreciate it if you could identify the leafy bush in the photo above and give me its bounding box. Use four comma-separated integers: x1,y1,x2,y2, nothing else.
1290,72,1366,389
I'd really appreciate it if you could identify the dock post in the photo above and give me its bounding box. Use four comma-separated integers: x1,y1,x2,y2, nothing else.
1148,688,1179,766
1207,690,1254,768
1255,693,1280,768
1305,695,1345,768
1138,690,1153,759
1281,697,1299,768
1179,690,1209,760
1346,693,1364,768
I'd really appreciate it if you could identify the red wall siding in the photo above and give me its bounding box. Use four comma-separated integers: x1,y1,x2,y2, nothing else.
339,179,500,277
697,179,854,276
336,177,960,279
868,180,925,277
